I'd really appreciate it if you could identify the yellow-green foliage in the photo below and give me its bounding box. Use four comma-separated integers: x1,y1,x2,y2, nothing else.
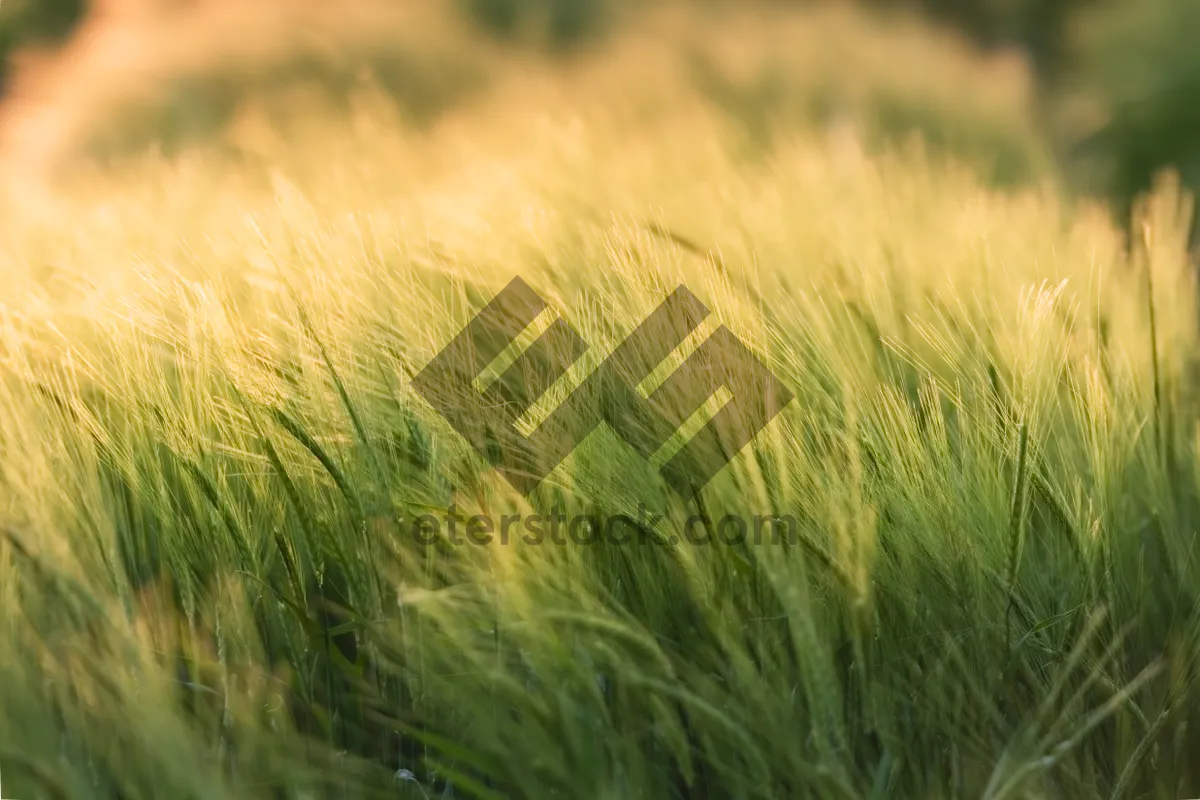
0,4,1196,799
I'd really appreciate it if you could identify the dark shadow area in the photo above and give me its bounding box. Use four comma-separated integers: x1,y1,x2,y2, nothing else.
0,0,87,93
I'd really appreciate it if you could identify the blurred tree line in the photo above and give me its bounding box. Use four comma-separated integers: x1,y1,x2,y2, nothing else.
0,0,86,94
1060,0,1200,221
871,0,1094,82
872,0,1200,227
470,0,1200,233
462,0,610,47
2,0,1197,228
461,0,1200,233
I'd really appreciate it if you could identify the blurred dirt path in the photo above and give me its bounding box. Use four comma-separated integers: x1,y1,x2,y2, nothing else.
0,0,449,182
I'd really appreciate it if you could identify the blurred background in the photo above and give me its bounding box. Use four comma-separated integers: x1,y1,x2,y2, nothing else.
0,0,1195,230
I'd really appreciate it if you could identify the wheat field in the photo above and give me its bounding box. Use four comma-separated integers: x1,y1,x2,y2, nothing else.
0,3,1198,799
